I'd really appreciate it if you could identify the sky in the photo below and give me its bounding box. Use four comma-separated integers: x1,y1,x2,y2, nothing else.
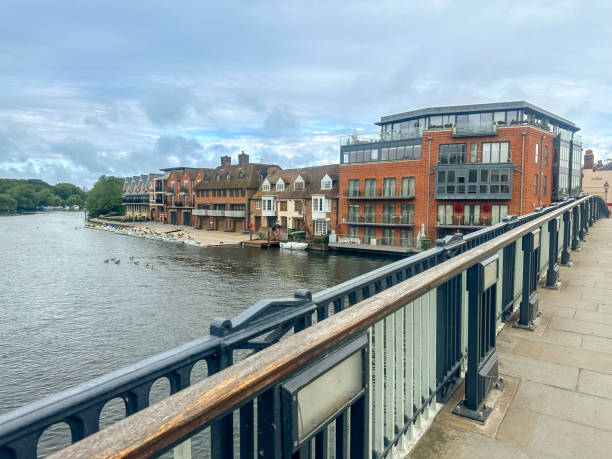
1,0,611,187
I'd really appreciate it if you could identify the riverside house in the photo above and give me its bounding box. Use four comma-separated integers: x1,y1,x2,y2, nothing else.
193,152,280,232
123,174,161,219
162,167,209,225
249,164,340,237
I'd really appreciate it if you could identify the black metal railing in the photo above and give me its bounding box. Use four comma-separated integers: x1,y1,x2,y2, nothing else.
0,195,608,458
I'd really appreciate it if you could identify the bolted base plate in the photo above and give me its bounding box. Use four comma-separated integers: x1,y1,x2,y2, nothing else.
453,400,492,423
545,280,562,290
513,321,537,331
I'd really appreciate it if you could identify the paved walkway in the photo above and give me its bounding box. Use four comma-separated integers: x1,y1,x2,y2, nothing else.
410,217,612,458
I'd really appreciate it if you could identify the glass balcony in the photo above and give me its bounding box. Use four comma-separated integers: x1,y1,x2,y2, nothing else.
340,129,421,146
343,213,415,226
453,123,497,137
192,209,246,218
434,163,514,200
343,188,415,200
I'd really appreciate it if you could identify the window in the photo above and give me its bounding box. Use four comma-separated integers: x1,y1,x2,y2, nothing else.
256,201,261,209
276,180,284,191
295,200,303,211
348,179,360,197
437,204,453,225
348,204,360,223
262,180,270,191
543,176,547,195
262,198,274,211
438,144,467,164
321,175,332,190
482,142,510,163
312,196,329,212
400,204,414,224
534,174,538,194
315,220,328,235
535,144,539,164
382,204,395,223
400,229,414,247
383,178,396,197
364,227,375,244
365,179,376,197
470,143,478,162
464,204,481,225
279,201,287,211
294,179,304,191
381,228,394,246
364,204,375,223
184,180,188,190
215,174,220,181
229,189,234,197
491,205,509,224
241,189,246,197
545,146,548,165
348,226,359,239
401,177,415,197
239,171,244,179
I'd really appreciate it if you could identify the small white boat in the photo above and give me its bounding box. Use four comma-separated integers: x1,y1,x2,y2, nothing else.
280,242,308,250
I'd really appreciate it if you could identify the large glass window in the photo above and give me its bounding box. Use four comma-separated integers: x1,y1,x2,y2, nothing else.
365,179,376,197
382,204,395,223
401,177,415,197
491,205,509,225
470,143,478,162
364,227,376,244
383,178,396,197
364,204,376,223
348,179,360,197
437,204,453,225
400,204,414,224
381,228,395,246
400,229,414,247
482,142,510,163
464,204,481,225
439,144,467,164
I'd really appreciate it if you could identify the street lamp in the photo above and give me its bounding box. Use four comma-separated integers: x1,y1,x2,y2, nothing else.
604,181,610,204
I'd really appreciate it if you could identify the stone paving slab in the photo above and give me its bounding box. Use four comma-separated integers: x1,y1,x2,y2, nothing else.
409,216,612,458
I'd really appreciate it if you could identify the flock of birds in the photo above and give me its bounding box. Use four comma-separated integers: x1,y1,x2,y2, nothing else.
103,256,155,270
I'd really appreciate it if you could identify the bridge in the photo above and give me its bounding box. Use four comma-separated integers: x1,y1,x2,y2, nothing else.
0,195,609,458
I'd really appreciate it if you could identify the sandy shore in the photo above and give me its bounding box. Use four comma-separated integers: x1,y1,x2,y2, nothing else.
86,219,253,246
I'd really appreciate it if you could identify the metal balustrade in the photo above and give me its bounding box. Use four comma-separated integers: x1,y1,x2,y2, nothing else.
0,195,608,458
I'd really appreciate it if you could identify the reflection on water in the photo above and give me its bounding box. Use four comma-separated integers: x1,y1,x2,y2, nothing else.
0,212,398,456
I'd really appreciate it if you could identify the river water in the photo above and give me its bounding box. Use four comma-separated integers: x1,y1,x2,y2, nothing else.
0,212,396,453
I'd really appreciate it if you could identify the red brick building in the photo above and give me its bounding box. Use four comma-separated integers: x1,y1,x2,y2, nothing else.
162,167,209,225
336,102,581,251
193,153,279,232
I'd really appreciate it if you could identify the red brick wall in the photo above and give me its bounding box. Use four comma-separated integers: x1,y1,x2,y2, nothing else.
338,125,556,245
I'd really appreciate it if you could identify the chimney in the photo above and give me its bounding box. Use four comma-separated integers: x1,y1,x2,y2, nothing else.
584,149,594,170
238,151,249,166
220,155,231,168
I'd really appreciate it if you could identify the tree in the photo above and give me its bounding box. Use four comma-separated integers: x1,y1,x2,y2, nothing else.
86,175,125,217
66,195,82,207
0,193,17,212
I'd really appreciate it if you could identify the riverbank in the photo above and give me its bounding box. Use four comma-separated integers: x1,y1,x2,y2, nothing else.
86,218,252,247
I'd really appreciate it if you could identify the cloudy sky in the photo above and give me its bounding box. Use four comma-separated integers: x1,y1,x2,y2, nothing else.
1,0,611,187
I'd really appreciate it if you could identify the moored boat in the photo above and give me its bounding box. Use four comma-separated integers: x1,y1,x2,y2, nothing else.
279,242,308,250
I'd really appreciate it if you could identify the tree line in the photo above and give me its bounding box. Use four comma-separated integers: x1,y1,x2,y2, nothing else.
0,179,86,212
0,175,127,217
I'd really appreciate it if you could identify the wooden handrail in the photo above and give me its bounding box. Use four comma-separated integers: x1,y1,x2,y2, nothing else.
51,196,591,458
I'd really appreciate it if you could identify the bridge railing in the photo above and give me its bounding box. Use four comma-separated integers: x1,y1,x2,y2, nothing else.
0,195,608,458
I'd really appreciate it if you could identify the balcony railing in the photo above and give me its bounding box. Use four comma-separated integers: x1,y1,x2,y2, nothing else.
453,123,497,137
343,213,415,226
0,196,605,459
340,129,422,146
343,188,415,200
436,215,489,227
192,209,246,218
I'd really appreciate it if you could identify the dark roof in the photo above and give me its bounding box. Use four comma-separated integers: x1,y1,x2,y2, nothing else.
376,101,579,131
194,163,280,190
252,164,339,199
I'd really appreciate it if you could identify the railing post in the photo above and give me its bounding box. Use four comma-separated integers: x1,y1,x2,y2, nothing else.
515,229,540,330
561,210,572,266
579,203,586,240
546,217,561,289
572,206,580,251
453,255,503,422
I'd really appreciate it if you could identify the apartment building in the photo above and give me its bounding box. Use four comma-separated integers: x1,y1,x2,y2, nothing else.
249,165,339,236
337,101,582,251
123,173,162,218
161,167,207,226
193,153,280,232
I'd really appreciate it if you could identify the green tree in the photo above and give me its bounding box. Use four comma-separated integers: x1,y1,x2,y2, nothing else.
66,195,82,207
0,193,17,212
86,175,125,217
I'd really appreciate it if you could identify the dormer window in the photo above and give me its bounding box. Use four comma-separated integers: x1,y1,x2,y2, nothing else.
262,179,270,192
239,171,244,179
215,174,220,181
321,174,332,190
276,179,285,191
258,173,264,180
294,175,305,191
225,173,230,180
204,175,209,182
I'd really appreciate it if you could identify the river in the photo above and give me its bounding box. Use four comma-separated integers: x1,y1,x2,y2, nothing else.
0,212,395,425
